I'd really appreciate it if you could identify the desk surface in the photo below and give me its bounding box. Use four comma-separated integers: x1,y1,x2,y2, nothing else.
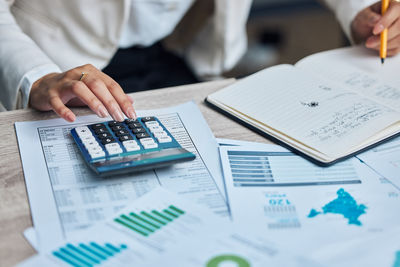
0,79,272,267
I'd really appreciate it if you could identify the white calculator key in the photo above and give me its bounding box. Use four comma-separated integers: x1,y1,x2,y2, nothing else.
157,136,172,143
148,126,163,132
122,140,138,147
83,140,99,148
125,145,141,152
75,126,92,137
145,121,159,127
87,146,103,153
143,142,158,149
153,132,168,138
106,147,123,155
140,138,155,144
105,143,121,150
80,135,96,142
89,150,105,159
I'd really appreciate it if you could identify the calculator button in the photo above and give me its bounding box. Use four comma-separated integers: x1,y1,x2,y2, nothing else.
108,121,122,127
80,135,96,142
115,129,129,136
111,125,124,131
125,119,139,124
125,146,141,152
97,132,112,139
143,143,158,149
83,140,99,148
136,132,150,139
100,137,116,145
75,126,92,137
105,143,121,150
90,123,106,130
153,132,168,138
132,128,146,134
94,128,109,135
148,125,162,131
141,116,156,122
122,140,138,147
140,138,155,144
87,146,103,154
106,147,123,155
119,135,133,142
128,122,142,129
89,150,105,159
157,136,172,143
145,121,159,127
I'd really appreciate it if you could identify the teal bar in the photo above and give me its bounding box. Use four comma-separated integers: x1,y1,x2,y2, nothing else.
79,244,107,260
60,248,92,267
105,243,120,253
62,246,96,266
90,242,114,257
130,212,161,229
114,218,148,236
120,244,127,250
67,244,100,264
121,215,154,233
163,209,178,218
141,211,167,225
169,205,185,214
53,251,82,267
152,210,172,221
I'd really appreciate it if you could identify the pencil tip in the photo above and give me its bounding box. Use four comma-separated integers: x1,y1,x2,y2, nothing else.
381,58,385,64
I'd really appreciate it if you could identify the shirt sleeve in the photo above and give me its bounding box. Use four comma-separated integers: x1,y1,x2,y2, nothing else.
322,0,377,43
18,64,61,108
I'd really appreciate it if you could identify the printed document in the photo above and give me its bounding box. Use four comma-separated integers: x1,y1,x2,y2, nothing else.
219,145,400,264
18,188,320,267
15,102,227,250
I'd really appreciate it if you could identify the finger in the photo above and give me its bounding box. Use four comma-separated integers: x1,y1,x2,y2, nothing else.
360,6,381,27
387,19,400,40
365,35,380,49
49,95,76,122
373,3,400,34
370,1,382,13
387,47,400,56
83,75,126,122
100,73,137,119
127,94,134,104
68,80,110,118
66,97,86,107
386,34,400,50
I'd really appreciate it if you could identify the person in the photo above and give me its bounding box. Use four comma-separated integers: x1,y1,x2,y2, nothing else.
0,0,399,122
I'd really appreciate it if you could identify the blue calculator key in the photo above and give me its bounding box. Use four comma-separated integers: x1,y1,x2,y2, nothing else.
71,116,196,176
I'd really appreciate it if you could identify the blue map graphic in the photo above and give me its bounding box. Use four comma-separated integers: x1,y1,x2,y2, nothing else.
307,188,367,226
393,251,400,267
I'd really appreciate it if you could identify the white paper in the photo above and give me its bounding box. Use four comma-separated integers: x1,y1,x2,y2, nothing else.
17,188,320,267
15,102,227,251
357,137,400,189
23,227,38,251
220,145,400,264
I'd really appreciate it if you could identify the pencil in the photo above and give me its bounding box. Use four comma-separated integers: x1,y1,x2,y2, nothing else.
380,0,390,64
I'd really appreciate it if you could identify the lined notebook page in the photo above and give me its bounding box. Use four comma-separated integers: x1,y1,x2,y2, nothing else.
296,47,400,111
208,65,400,159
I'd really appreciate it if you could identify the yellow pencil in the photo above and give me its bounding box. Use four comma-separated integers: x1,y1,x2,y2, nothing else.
380,0,390,64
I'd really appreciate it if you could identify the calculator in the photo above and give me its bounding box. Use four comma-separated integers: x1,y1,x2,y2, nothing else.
71,116,196,176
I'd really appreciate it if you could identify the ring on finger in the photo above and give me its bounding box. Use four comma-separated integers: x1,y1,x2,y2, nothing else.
79,72,88,81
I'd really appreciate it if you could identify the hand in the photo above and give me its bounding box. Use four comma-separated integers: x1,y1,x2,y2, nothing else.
351,1,400,56
29,64,136,122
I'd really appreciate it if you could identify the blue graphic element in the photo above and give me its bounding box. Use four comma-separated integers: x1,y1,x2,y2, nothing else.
393,251,400,267
53,242,127,267
307,188,367,226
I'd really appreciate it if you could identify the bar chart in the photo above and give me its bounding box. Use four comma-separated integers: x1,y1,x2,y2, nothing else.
114,205,185,237
52,242,127,267
227,150,361,187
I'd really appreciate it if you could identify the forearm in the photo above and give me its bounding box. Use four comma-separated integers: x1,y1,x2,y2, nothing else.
322,0,376,42
0,0,60,110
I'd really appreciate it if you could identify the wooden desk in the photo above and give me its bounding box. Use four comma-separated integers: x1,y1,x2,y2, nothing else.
0,79,272,267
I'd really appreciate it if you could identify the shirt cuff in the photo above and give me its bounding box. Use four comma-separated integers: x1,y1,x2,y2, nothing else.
18,63,62,108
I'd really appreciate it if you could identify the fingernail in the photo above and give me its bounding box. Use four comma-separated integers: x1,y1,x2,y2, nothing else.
67,113,75,122
98,106,109,118
127,108,136,119
111,105,124,122
374,24,384,34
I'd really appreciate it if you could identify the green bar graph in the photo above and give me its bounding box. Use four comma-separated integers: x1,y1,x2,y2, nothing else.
115,205,186,237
